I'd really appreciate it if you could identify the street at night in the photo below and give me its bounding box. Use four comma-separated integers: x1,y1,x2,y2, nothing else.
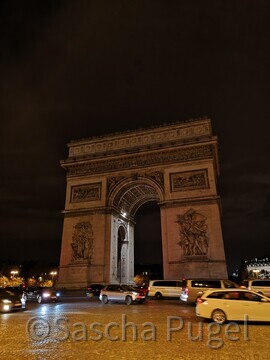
1,296,269,359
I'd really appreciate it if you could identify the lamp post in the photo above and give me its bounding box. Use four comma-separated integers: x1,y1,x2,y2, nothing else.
10,270,19,286
50,271,57,286
10,270,19,277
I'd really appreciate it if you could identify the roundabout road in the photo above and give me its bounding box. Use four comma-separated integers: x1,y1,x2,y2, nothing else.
0,297,269,360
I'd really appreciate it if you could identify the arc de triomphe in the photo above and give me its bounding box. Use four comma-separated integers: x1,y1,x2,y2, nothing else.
57,118,227,288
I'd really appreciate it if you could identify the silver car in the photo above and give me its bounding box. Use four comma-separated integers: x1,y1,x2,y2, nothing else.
99,284,146,305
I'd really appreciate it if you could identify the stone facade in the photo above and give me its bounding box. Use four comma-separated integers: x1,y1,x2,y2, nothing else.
57,118,228,288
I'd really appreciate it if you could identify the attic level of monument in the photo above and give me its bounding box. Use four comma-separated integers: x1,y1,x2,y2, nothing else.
58,117,227,288
61,118,219,178
64,117,214,160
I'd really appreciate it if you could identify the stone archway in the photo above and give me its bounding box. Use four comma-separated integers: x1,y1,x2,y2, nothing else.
57,118,228,288
107,176,163,284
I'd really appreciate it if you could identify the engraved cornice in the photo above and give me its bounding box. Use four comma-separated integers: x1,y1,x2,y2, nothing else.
67,118,212,159
62,207,107,217
159,196,221,208
63,144,214,177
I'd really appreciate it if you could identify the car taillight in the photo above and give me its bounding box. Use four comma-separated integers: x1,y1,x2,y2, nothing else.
182,287,189,295
196,297,206,304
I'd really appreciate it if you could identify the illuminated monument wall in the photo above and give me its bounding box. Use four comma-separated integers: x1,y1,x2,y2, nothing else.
57,118,227,288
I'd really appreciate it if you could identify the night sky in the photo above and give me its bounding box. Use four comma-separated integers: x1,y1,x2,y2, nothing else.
1,1,269,275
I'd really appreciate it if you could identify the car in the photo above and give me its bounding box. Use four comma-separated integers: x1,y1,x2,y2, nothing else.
132,285,149,297
196,288,270,324
24,287,60,303
86,284,105,298
4,286,24,295
241,279,270,297
148,280,183,299
180,279,238,304
99,284,146,305
0,288,24,312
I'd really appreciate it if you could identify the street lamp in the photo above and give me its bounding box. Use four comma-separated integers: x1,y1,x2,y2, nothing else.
50,271,57,285
10,270,19,286
10,270,19,277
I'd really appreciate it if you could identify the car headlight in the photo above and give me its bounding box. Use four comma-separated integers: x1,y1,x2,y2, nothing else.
56,292,60,297
132,292,138,295
42,292,51,298
2,299,12,304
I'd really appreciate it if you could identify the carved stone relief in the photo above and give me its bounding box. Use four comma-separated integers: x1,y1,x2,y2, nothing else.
170,169,209,192
176,209,209,257
147,171,164,190
71,221,94,262
107,177,125,195
70,183,101,203
107,172,164,198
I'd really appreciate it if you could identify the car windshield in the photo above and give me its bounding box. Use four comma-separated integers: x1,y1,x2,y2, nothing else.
0,289,15,296
121,285,135,292
223,280,238,288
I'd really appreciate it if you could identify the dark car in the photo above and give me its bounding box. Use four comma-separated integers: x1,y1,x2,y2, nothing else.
0,288,23,312
86,284,105,298
24,287,60,303
99,284,146,305
4,286,24,295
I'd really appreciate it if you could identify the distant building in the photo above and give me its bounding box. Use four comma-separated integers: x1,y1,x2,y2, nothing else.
246,257,270,279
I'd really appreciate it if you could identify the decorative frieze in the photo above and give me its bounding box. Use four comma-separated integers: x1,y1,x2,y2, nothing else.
70,183,101,203
65,144,213,176
170,169,209,192
68,119,211,158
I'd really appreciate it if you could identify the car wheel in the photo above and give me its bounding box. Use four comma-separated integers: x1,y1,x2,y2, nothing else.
155,292,162,300
102,295,108,304
212,309,226,324
37,295,42,304
125,296,132,305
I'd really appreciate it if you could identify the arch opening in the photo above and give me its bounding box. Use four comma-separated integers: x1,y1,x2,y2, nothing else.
134,201,163,279
117,225,126,283
109,179,163,284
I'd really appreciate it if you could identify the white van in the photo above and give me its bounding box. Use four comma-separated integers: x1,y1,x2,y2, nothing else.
148,280,183,299
180,279,238,304
242,279,270,297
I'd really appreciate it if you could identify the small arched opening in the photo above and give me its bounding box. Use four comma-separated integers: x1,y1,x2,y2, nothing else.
117,225,126,283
